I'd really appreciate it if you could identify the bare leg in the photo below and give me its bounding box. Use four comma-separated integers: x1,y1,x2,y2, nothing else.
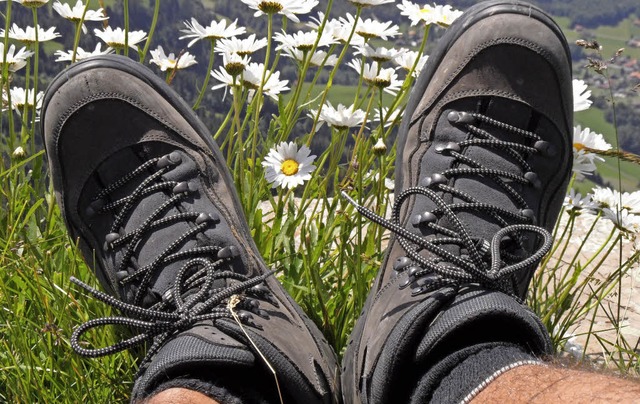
145,388,220,404
473,364,640,403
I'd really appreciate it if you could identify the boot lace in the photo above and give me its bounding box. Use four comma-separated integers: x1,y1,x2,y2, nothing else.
343,110,555,299
70,152,272,374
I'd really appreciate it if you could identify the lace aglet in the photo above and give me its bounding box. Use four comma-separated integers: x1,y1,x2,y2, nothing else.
70,276,90,291
340,190,360,209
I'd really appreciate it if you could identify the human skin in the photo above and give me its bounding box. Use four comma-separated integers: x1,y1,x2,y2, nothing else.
146,388,220,404
472,364,640,403
147,365,640,404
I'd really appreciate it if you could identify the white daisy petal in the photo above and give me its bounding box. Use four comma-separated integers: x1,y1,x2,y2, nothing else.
54,43,114,62
1,23,60,44
149,46,197,71
53,1,108,23
572,79,592,112
179,18,245,47
94,26,147,50
240,0,318,23
308,101,366,131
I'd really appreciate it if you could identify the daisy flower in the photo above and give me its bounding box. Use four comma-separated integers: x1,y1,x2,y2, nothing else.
210,52,250,99
563,189,597,213
602,208,640,234
221,51,251,76
398,1,463,27
356,44,405,63
283,49,337,67
179,18,246,47
149,46,197,71
3,86,43,111
210,67,236,99
94,26,147,50
0,43,34,72
348,0,395,7
348,59,403,95
274,29,335,52
372,106,402,127
7,0,50,8
2,24,60,44
572,79,592,112
54,43,114,62
364,170,395,190
240,0,319,23
340,14,400,40
621,191,640,214
572,126,610,178
591,187,640,214
241,63,290,100
262,142,316,189
394,50,428,77
308,101,366,130
307,12,364,46
591,187,618,210
212,62,289,101
53,0,108,33
573,126,611,153
572,149,597,179
215,34,268,57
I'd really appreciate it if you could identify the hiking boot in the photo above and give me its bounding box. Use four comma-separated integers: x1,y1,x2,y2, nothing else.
42,55,339,403
341,1,573,402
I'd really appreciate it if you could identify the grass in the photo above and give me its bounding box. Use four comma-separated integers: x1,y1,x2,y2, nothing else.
282,82,397,108
557,14,640,60
574,108,640,192
1,2,640,403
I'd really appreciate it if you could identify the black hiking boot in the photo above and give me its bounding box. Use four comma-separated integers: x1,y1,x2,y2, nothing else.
42,55,339,403
341,1,573,403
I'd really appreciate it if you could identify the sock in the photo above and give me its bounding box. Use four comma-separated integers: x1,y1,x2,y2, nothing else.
410,342,543,403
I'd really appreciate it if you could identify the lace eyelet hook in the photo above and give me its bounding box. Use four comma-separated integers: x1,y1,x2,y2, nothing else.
156,151,183,169
172,181,197,194
447,110,476,125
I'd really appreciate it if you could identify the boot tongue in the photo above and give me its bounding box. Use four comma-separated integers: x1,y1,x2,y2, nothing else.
96,145,208,306
453,98,533,243
407,97,533,264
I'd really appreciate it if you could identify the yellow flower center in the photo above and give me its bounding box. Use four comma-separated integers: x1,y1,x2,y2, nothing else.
573,142,585,151
281,159,300,176
419,7,434,17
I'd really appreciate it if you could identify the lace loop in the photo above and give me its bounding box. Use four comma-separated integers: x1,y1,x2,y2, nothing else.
71,154,272,372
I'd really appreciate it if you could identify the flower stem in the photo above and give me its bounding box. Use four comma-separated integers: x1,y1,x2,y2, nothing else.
283,0,333,121
308,6,362,144
2,0,15,153
139,0,160,63
29,8,40,141
123,0,129,57
387,24,430,114
247,13,274,210
341,87,376,189
192,40,216,110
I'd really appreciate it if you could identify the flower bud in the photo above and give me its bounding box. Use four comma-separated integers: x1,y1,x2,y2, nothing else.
12,146,26,159
373,138,387,155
